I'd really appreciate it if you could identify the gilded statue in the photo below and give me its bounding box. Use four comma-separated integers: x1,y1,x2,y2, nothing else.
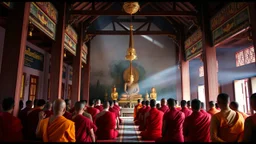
145,92,150,101
150,87,157,100
121,74,141,100
111,86,118,101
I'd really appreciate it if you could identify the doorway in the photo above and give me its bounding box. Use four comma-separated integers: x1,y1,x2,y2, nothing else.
28,75,39,104
198,85,205,109
234,79,250,114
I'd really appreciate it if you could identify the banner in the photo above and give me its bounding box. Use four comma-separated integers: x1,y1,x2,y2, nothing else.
24,47,44,71
184,29,203,61
64,25,78,56
211,2,250,45
82,43,88,64
29,2,57,40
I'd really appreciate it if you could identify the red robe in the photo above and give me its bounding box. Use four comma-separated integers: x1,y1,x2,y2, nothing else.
183,111,211,142
87,107,100,122
95,111,118,140
161,108,185,142
18,107,31,139
159,105,169,113
44,110,53,118
135,106,146,125
181,107,192,118
63,111,73,120
69,107,75,114
113,105,122,124
95,105,104,112
26,108,42,140
175,106,182,111
72,114,96,142
139,106,151,131
109,107,118,118
140,108,164,140
0,112,23,142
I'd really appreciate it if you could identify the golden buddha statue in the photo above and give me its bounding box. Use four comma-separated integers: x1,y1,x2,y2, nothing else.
145,92,150,101
150,87,157,100
120,74,142,101
111,86,118,101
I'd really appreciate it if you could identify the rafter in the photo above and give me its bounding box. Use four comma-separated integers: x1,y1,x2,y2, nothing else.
115,22,129,31
86,30,175,36
135,22,148,32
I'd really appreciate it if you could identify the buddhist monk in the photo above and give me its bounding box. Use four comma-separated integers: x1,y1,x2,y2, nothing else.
86,100,100,122
135,101,145,125
200,102,209,115
80,100,93,121
175,100,181,111
140,99,164,141
36,99,75,142
180,100,192,118
109,100,119,129
207,101,219,116
18,100,32,139
156,103,160,109
72,101,96,142
183,99,211,142
243,93,256,142
94,99,104,112
43,101,53,118
0,97,23,142
161,98,185,142
95,101,118,140
159,98,169,113
230,101,248,119
26,99,46,140
187,101,191,110
134,99,143,120
215,102,220,110
113,100,122,124
65,99,72,112
210,93,244,142
139,100,151,131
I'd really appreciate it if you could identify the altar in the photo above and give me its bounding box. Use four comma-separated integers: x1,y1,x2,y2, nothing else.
118,100,140,108
120,108,134,117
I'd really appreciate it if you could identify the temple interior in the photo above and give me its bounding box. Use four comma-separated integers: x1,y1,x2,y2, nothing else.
0,1,256,142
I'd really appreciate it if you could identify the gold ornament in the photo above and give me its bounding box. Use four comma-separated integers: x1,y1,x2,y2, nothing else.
123,2,140,15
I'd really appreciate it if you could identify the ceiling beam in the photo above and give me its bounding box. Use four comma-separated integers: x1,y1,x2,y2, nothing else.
86,30,175,35
71,10,197,17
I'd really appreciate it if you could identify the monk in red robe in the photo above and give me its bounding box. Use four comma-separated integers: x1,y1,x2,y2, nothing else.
94,99,104,112
200,102,209,115
139,100,151,131
72,101,96,142
109,100,119,129
63,111,73,120
113,100,122,124
183,99,211,142
43,101,53,118
65,99,72,112
86,100,100,122
95,101,118,140
156,103,160,109
160,98,185,142
159,98,169,113
18,100,32,139
36,99,75,142
207,101,219,116
210,93,244,142
230,101,248,120
243,93,256,142
175,100,181,111
135,101,145,125
26,99,46,141
134,99,143,120
180,100,192,118
0,97,23,142
187,101,191,110
140,99,164,141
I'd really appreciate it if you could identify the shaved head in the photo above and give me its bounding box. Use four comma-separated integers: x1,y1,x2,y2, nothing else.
229,101,239,111
45,102,52,110
167,98,175,108
217,93,230,109
75,101,85,113
103,101,110,109
161,98,167,106
53,99,66,115
209,101,215,108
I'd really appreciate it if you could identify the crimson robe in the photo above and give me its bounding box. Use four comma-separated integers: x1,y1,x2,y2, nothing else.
95,111,118,140
159,105,169,113
135,106,146,125
72,114,96,142
63,111,72,120
44,110,53,118
113,105,122,124
161,108,185,142
69,107,75,114
183,111,211,142
181,107,192,118
200,109,211,117
0,112,23,142
87,107,100,122
26,108,42,140
109,107,118,118
175,106,182,111
140,108,164,140
18,107,31,139
95,105,104,112
139,106,151,131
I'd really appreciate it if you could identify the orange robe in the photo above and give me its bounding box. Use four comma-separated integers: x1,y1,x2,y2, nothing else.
95,111,118,140
238,111,248,120
0,112,23,142
159,105,169,113
37,116,76,142
207,107,219,116
26,108,42,140
134,103,143,119
183,111,211,142
140,108,164,141
181,107,192,118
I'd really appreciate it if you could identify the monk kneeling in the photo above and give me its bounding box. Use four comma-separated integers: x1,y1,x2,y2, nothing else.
183,99,211,142
36,99,76,142
140,99,164,141
95,101,118,140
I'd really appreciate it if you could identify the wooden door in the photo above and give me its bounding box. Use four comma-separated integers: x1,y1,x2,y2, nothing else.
28,75,39,102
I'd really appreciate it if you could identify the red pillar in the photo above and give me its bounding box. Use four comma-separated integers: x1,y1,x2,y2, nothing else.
0,2,30,116
71,23,83,103
49,3,66,102
82,41,91,102
200,3,219,110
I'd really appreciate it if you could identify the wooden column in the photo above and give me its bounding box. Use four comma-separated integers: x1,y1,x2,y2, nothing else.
49,3,66,102
0,2,30,116
200,3,219,110
249,3,256,65
82,41,91,102
71,23,83,102
176,45,182,102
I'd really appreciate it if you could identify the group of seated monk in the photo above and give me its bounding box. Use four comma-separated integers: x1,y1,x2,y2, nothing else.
0,97,122,142
133,93,256,142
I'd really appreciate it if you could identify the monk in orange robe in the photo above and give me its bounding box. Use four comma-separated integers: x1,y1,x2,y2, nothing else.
26,99,46,140
210,93,244,142
0,97,23,142
215,102,220,110
18,100,32,139
134,99,143,120
243,93,256,142
160,98,185,142
94,99,104,112
183,99,211,142
159,98,169,113
86,100,100,122
139,100,151,131
180,100,192,118
230,101,248,119
140,99,164,141
36,99,75,142
72,101,96,142
95,101,118,140
207,101,219,116
135,101,145,125
43,101,53,118
175,100,181,111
